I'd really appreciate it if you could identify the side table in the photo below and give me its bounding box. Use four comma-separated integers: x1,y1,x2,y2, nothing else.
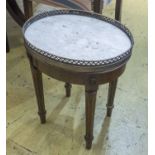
23,10,134,149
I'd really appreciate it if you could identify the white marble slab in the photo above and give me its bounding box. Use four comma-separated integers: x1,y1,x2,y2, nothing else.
25,14,131,61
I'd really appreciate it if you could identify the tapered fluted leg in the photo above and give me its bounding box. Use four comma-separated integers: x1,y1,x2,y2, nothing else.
85,83,98,149
106,79,118,117
64,82,72,97
29,59,46,124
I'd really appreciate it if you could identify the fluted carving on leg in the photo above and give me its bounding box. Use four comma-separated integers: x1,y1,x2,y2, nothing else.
28,56,46,124
85,78,98,149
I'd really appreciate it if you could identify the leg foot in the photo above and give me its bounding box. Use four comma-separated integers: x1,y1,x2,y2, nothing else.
85,135,94,149
65,82,72,97
106,79,118,117
38,112,46,124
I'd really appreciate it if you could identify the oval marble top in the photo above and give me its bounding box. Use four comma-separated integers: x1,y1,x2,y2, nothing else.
24,10,133,65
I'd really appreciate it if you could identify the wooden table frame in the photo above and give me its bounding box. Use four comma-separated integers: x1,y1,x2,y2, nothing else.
28,52,124,149
23,10,133,149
